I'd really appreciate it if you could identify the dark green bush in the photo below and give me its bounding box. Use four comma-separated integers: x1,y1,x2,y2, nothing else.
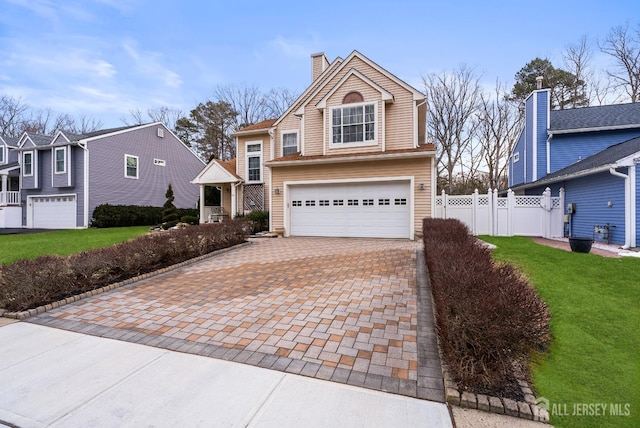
0,220,250,312
92,205,199,228
181,215,199,225
246,209,269,233
423,218,550,395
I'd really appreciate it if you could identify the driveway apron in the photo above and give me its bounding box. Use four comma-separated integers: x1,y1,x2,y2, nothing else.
28,237,444,401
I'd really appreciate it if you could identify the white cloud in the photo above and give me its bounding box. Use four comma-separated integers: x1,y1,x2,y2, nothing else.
122,39,183,88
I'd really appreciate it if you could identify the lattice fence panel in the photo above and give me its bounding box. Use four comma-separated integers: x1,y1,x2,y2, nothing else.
243,184,264,211
447,197,473,206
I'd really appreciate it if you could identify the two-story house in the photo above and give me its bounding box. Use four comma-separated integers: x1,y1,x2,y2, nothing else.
1,122,205,229
193,50,436,239
509,82,640,247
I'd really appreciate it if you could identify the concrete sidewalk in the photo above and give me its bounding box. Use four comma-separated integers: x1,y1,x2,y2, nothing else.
0,322,452,428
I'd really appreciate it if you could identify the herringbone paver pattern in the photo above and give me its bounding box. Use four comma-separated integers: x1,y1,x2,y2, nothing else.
29,238,443,400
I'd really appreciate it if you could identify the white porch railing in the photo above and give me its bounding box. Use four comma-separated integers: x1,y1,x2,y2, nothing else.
0,191,20,206
434,187,565,238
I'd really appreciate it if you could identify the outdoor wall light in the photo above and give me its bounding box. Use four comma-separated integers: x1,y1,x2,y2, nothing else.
607,200,613,207
274,188,280,195
418,183,425,190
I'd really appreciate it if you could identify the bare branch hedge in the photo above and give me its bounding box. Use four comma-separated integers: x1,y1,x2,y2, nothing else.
423,218,550,394
0,220,250,312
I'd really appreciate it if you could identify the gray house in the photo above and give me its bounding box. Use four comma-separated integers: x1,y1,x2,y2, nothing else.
0,123,204,229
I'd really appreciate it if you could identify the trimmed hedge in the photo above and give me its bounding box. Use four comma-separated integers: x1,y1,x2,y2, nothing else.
0,220,250,312
423,218,550,395
92,204,198,228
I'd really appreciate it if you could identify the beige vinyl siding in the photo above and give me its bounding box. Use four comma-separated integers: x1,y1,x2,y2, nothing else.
236,132,271,212
269,156,432,236
291,55,418,157
274,116,301,157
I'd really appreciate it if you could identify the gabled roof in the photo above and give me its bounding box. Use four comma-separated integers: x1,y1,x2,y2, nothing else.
273,50,424,127
550,102,640,133
315,68,394,109
18,132,52,148
233,119,277,136
0,136,18,147
513,137,640,190
192,158,242,184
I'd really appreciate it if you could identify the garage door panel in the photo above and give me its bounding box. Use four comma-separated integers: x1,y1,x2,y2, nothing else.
32,196,77,229
289,182,410,238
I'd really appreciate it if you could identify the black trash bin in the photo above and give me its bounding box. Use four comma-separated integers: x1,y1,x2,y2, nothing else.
569,237,593,253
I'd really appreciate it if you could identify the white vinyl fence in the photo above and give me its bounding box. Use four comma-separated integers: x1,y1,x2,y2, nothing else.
434,187,565,238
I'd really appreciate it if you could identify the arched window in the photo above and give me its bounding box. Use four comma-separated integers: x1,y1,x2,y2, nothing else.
342,91,364,104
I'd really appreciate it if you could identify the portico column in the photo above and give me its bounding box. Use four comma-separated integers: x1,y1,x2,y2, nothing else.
199,184,206,224
0,174,7,205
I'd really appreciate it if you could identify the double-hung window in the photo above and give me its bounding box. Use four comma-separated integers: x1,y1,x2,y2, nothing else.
125,154,138,179
331,102,375,145
54,147,66,174
23,152,33,176
0,146,4,164
282,132,298,156
246,142,262,182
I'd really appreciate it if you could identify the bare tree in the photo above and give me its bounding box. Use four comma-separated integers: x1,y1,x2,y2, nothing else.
121,106,183,131
599,23,640,102
423,64,482,193
563,35,593,107
0,95,29,137
23,109,75,135
263,87,299,118
214,84,267,128
476,81,522,190
70,115,103,134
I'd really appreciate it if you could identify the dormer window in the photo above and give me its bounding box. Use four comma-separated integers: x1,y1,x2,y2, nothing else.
331,102,376,145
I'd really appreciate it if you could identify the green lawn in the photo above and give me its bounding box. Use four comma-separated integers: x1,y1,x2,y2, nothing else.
481,236,639,428
0,227,150,265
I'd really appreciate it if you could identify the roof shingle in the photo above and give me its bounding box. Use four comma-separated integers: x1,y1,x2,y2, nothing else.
550,103,640,131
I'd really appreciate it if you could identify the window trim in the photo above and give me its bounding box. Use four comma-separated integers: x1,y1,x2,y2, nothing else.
329,101,377,148
124,154,139,179
245,141,263,183
281,130,299,157
54,147,66,174
23,151,34,177
0,146,4,164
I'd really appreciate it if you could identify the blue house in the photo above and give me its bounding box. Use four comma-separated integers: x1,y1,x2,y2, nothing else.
509,88,640,248
0,123,204,229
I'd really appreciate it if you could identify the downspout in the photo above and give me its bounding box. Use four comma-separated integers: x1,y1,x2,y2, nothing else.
546,133,552,175
415,99,427,149
79,141,89,228
609,167,631,249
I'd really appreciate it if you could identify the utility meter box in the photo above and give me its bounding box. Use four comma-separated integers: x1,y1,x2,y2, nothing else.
567,203,576,214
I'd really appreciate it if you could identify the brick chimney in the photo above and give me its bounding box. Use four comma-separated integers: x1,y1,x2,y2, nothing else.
311,52,329,82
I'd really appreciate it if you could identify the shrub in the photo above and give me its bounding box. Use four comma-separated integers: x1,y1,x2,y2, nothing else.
246,209,269,233
162,184,180,230
0,219,250,312
92,205,200,228
181,215,199,225
423,218,550,395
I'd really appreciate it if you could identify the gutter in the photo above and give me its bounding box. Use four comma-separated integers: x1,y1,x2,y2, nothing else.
549,123,640,135
609,167,631,249
265,150,435,167
512,164,614,192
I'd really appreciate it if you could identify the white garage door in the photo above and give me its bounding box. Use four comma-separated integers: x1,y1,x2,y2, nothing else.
31,195,77,229
289,181,410,238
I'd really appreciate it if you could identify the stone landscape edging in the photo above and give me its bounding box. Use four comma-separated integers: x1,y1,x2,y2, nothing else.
420,248,550,424
0,241,251,320
442,364,550,423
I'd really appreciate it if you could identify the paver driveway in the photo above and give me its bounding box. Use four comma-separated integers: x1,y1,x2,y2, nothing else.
29,238,444,401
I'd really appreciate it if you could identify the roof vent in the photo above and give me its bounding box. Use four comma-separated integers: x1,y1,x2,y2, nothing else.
536,76,544,90
157,127,164,138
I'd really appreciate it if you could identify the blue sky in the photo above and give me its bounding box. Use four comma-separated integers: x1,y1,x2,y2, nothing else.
0,0,637,128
